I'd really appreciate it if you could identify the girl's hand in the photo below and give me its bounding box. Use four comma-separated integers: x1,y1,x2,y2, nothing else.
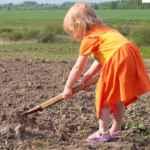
63,86,73,99
81,75,91,90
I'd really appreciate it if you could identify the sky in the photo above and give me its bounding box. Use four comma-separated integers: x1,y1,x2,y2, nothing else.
0,0,111,4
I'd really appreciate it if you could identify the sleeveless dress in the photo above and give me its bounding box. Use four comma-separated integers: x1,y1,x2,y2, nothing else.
79,25,150,119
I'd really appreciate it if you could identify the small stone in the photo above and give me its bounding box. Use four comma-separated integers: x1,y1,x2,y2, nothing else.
0,126,10,135
119,139,122,142
2,69,6,72
77,126,81,131
5,140,8,145
28,82,32,87
14,124,25,135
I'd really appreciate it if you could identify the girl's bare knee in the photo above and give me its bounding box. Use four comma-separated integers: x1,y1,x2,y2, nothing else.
113,102,124,108
113,102,125,113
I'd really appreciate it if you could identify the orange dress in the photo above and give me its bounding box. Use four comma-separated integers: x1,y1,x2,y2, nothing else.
79,25,150,119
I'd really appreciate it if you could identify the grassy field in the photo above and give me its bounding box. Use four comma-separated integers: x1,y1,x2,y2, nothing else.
0,43,149,60
0,9,149,60
0,19,61,30
140,46,150,58
0,9,150,31
0,9,150,21
0,43,80,60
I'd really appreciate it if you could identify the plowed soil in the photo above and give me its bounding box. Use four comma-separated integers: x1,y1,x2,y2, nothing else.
0,59,150,150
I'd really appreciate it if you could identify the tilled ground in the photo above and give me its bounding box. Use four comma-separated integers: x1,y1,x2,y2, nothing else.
0,59,150,150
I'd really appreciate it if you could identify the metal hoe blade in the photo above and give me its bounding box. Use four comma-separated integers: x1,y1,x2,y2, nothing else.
15,105,42,127
16,111,31,127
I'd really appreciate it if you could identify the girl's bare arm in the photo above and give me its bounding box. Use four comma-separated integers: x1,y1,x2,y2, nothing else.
63,54,89,99
85,60,102,77
82,60,102,86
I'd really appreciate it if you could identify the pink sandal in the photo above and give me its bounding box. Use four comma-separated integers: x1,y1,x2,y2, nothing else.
86,130,112,142
110,130,122,137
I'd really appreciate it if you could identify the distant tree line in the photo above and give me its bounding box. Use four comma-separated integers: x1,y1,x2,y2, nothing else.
0,0,150,10
23,1,37,6
97,0,150,9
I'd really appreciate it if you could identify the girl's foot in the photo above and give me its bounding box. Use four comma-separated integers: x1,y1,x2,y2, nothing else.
110,130,122,137
86,130,112,142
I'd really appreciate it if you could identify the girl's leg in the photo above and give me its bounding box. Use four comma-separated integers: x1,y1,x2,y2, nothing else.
110,102,125,134
99,106,111,138
86,106,111,142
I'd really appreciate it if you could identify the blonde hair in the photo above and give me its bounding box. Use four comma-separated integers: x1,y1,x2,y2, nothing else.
63,2,103,40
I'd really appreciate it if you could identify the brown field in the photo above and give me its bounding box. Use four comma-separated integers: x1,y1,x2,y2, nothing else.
0,57,150,150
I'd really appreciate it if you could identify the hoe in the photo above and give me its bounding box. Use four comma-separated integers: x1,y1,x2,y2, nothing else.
16,75,99,126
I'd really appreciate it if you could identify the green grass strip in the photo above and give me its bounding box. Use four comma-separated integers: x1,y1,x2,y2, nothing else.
0,43,80,60
0,9,150,21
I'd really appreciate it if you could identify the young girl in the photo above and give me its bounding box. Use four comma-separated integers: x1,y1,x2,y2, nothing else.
63,2,150,142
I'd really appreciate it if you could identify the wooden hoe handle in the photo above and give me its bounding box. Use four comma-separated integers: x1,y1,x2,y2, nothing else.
40,75,99,109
